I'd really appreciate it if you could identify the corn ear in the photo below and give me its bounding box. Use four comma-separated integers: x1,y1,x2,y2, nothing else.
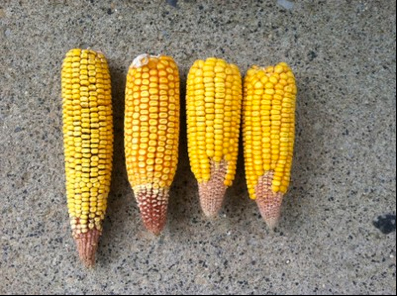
186,58,242,218
125,54,180,235
61,48,113,267
243,62,297,229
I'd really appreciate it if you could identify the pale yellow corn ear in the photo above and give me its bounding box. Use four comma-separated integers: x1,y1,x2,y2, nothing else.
61,48,113,267
243,62,297,229
186,58,242,218
125,54,180,235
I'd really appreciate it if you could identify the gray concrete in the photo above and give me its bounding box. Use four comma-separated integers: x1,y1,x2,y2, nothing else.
0,0,396,294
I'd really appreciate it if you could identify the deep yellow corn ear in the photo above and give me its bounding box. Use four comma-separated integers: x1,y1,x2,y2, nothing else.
243,62,297,229
125,54,180,235
61,49,113,267
186,58,242,218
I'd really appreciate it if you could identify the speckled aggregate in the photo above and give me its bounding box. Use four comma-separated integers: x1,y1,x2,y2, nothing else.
0,1,395,294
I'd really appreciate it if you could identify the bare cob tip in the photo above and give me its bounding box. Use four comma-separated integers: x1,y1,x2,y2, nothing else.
146,224,163,237
74,228,101,268
256,192,283,231
198,183,226,219
255,172,284,230
135,186,169,236
264,216,279,232
198,160,228,219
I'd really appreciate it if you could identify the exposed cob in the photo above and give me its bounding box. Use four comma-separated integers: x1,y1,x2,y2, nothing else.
186,58,242,218
243,62,297,229
61,49,113,267
125,54,180,235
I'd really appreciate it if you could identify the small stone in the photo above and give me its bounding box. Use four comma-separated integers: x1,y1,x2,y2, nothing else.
277,0,294,10
308,50,318,61
166,0,178,8
373,214,396,234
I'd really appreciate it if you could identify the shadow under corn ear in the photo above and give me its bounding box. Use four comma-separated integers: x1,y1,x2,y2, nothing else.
222,124,253,223
167,73,202,237
96,61,137,267
280,72,327,233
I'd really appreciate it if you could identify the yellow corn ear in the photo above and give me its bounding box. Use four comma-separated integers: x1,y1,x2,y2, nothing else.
61,49,113,267
243,62,297,229
186,58,242,218
125,54,180,235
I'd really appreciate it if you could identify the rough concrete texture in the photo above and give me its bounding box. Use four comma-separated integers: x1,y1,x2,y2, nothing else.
0,0,396,294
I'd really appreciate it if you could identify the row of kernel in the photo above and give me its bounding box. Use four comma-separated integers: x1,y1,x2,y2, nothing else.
270,64,296,192
187,60,209,182
186,61,202,182
224,64,242,186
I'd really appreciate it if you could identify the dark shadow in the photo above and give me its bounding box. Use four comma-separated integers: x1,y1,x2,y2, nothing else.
96,60,137,267
279,73,327,233
167,73,202,238
222,128,253,222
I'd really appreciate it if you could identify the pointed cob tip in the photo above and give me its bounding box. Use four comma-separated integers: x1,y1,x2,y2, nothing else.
74,228,101,268
140,206,167,236
141,206,167,236
198,160,228,219
263,215,279,232
198,185,226,219
256,192,283,231
254,172,284,231
144,223,164,237
135,186,169,236
202,209,220,220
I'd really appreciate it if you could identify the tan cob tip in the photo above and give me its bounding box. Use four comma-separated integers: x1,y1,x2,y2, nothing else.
255,172,283,230
74,228,101,268
198,160,228,218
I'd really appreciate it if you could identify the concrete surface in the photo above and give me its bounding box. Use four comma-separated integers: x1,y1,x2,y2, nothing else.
0,0,396,294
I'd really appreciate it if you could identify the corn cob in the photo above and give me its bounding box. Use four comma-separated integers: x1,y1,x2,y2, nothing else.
125,54,180,235
186,58,242,218
61,49,113,267
243,62,297,229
